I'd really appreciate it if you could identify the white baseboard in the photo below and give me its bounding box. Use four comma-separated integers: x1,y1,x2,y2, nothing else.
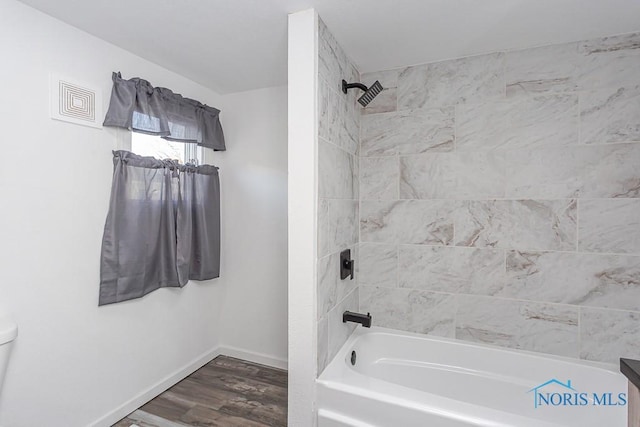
89,346,220,427
218,345,288,370
89,345,286,427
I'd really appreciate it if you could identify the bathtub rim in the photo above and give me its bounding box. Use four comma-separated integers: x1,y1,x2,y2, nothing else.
319,326,619,382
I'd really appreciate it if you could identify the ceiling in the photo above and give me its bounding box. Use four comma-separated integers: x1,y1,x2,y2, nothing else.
18,0,640,94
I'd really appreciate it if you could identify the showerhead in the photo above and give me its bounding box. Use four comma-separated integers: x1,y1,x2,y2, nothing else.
357,80,383,107
341,79,384,107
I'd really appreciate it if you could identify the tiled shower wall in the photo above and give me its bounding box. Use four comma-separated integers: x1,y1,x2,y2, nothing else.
358,32,640,364
316,18,360,374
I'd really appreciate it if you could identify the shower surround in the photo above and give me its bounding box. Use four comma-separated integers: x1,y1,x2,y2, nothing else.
316,18,360,374
357,32,640,364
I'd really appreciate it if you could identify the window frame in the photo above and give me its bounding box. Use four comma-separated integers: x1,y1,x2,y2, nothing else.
129,131,204,165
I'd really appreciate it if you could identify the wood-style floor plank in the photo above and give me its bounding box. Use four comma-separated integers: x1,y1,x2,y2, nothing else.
112,417,147,427
140,394,196,421
208,357,288,388
114,356,287,427
181,405,272,427
190,365,288,403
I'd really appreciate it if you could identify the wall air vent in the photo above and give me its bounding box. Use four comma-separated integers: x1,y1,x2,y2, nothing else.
50,74,102,129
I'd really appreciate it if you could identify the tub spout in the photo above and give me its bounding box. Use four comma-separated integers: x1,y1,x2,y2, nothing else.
343,311,372,328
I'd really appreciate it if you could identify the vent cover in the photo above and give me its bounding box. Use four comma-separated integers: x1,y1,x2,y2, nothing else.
50,75,102,129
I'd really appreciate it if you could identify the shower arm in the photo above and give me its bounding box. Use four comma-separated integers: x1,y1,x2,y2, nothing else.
342,80,368,94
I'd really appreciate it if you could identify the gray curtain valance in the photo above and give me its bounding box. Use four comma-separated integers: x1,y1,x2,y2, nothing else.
103,72,226,151
99,150,221,306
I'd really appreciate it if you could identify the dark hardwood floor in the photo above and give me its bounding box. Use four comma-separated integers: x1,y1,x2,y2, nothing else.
113,356,287,427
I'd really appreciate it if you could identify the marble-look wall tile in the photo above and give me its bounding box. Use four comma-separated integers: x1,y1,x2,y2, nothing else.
505,33,640,97
578,199,640,254
318,199,329,256
361,69,398,115
358,243,397,287
362,69,399,90
398,53,505,110
360,156,398,200
579,32,640,55
577,32,640,91
317,18,361,374
319,139,358,199
456,94,579,150
455,199,577,251
318,79,330,141
318,18,360,156
362,89,397,116
319,199,359,258
400,151,505,199
505,42,581,96
360,286,455,337
325,86,341,144
580,308,640,363
317,246,358,320
325,88,360,155
580,84,640,144
327,288,359,362
506,143,640,199
456,296,579,357
398,245,505,295
341,92,361,155
397,65,428,111
503,251,640,311
317,316,329,374
318,18,358,97
360,108,454,156
360,200,456,245
356,32,639,364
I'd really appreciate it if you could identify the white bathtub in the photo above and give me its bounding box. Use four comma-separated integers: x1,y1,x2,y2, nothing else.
317,327,627,427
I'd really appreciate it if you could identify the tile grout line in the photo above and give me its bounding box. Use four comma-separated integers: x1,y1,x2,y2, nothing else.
396,243,400,290
576,198,580,252
577,306,582,360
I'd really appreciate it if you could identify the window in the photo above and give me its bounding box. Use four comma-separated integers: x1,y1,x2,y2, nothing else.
131,132,201,165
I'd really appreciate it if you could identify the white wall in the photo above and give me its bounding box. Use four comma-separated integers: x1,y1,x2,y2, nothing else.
217,86,288,367
0,0,288,426
287,9,319,427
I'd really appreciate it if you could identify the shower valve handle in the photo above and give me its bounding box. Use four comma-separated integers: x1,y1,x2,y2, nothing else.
340,249,354,280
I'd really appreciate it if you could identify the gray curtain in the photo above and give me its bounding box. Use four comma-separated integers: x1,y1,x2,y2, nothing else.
103,72,226,151
99,151,220,306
